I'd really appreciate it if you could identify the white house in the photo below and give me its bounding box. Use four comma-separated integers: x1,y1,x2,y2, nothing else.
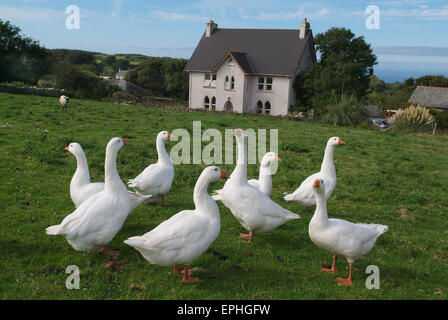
116,68,129,80
184,18,316,116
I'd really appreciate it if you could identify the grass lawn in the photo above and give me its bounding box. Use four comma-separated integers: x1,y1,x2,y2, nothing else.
0,92,447,300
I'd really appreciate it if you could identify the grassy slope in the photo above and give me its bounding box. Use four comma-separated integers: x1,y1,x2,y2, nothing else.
0,93,447,300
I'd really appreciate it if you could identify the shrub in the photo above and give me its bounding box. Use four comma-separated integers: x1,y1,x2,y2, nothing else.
435,111,448,130
390,105,435,133
321,93,367,126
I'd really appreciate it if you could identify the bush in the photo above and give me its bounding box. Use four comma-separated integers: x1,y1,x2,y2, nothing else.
390,105,435,133
435,111,448,130
321,94,367,126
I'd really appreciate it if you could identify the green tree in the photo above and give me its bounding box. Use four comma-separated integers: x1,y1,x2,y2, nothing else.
0,19,49,83
294,27,377,111
415,75,448,87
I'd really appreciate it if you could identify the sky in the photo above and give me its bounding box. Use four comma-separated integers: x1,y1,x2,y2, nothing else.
1,0,447,82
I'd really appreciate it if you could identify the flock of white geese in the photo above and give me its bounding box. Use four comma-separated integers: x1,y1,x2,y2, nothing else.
46,129,387,286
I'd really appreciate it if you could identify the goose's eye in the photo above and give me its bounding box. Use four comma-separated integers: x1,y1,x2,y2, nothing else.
214,168,218,171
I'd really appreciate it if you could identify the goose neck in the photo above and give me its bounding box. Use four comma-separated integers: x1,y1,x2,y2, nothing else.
73,151,90,185
232,136,247,181
104,147,126,193
311,192,329,226
321,144,335,175
156,138,171,165
194,175,219,215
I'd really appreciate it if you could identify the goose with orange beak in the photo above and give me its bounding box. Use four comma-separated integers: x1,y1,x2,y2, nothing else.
47,137,150,256
125,166,229,284
213,152,281,200
128,131,175,206
309,178,388,286
284,137,345,207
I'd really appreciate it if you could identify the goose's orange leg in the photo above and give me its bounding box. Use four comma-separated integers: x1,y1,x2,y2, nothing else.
181,265,200,284
173,266,183,275
337,263,353,286
239,231,255,242
320,255,338,273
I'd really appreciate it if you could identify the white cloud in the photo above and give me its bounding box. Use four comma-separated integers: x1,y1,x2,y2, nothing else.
256,7,330,21
150,10,208,22
0,5,63,22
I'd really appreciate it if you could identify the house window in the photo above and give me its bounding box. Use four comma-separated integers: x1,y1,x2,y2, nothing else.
256,101,263,114
266,77,273,91
211,74,217,88
225,76,230,90
264,101,271,114
231,76,235,90
204,96,210,110
228,58,235,66
211,97,216,111
258,77,273,91
258,77,265,90
204,74,211,87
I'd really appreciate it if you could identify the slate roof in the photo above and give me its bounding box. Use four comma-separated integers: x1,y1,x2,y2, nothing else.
408,86,448,110
185,28,314,76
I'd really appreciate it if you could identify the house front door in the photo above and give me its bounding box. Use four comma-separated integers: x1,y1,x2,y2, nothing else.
224,101,233,111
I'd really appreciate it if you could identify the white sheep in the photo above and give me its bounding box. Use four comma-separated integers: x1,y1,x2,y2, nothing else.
59,95,70,110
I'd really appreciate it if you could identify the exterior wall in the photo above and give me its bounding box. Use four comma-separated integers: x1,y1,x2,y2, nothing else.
245,75,291,116
189,57,245,112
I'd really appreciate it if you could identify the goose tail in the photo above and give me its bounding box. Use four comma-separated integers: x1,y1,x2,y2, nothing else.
284,193,295,202
46,224,62,235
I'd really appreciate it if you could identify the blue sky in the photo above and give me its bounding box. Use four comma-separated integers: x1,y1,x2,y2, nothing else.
1,0,447,82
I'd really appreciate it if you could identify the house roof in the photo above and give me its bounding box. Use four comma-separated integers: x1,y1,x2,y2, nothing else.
211,51,254,74
185,28,314,77
408,86,448,110
116,70,129,77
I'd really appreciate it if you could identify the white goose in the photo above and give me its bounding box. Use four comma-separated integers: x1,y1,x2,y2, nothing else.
65,142,104,208
213,152,281,199
46,137,150,256
309,178,388,286
128,131,174,205
124,166,229,284
65,142,150,210
284,137,345,207
219,129,300,242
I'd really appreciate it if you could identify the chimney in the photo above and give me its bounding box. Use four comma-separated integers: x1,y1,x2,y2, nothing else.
299,17,310,39
206,20,218,37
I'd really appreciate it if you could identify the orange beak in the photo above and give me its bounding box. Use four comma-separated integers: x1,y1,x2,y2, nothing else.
275,155,282,162
64,145,70,151
168,132,174,139
338,138,346,145
313,179,320,188
220,170,230,180
122,138,129,143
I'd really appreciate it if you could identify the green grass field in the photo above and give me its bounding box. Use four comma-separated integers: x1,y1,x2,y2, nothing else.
0,92,447,300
